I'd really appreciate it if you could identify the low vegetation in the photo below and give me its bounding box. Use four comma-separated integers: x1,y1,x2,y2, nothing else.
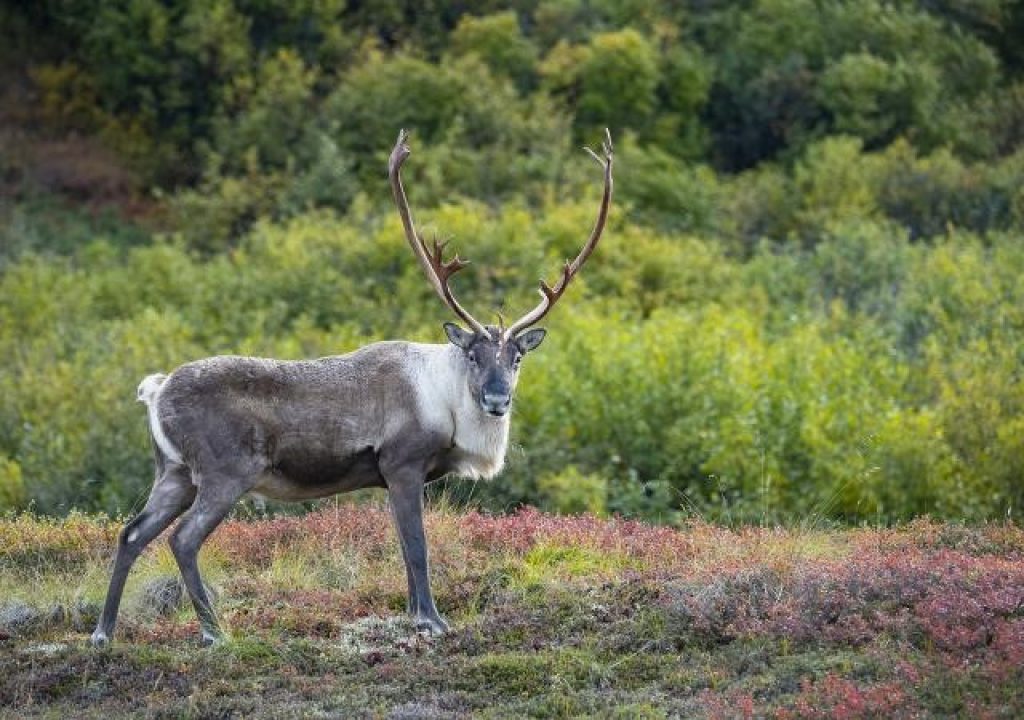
2,506,1022,717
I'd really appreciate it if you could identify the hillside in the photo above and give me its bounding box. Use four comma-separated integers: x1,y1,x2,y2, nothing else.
2,507,1023,717
3,2,1024,524
2,2,1024,524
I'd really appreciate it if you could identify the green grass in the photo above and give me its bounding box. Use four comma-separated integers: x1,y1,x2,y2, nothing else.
2,506,1023,718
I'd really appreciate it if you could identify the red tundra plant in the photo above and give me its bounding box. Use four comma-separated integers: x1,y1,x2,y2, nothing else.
746,549,1024,653
699,688,756,720
902,551,1024,656
862,519,1024,560
987,617,1024,682
662,538,1024,668
213,504,395,566
775,673,913,720
451,506,705,559
663,564,787,645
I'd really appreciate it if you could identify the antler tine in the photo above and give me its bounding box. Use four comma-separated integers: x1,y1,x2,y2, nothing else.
504,129,614,340
388,130,489,336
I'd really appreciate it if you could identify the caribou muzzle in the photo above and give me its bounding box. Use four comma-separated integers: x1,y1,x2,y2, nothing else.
481,383,512,416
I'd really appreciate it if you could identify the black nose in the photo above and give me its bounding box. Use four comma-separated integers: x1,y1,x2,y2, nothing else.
482,391,510,416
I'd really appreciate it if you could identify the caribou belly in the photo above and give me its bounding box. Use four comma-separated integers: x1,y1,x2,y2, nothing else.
251,445,386,501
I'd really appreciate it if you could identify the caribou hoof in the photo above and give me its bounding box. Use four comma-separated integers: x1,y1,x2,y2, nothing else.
199,629,226,647
414,614,449,637
89,630,110,649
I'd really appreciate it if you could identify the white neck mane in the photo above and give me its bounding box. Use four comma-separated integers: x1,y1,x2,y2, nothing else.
407,343,510,480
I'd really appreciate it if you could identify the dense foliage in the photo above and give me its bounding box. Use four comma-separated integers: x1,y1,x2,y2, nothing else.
1,1,1023,523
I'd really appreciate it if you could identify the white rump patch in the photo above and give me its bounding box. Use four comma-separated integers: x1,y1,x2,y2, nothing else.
137,373,184,465
137,374,166,403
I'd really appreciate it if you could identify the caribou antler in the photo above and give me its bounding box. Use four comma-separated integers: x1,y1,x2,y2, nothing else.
388,129,489,336
503,129,613,340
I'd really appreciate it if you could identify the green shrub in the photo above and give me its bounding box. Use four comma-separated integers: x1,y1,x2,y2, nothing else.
614,138,723,234
449,11,538,91
793,136,884,237
875,142,1019,240
5,0,1024,524
0,456,26,510
537,466,608,516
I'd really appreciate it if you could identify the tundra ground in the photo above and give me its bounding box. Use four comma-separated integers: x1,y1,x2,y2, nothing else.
2,505,1022,718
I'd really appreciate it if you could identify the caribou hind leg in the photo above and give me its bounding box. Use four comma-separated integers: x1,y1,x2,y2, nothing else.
168,476,249,645
91,465,196,647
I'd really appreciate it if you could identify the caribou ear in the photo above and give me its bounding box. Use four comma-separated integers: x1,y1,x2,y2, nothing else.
515,328,547,353
444,322,475,349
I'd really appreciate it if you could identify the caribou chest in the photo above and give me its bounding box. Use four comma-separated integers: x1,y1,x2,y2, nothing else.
407,343,511,481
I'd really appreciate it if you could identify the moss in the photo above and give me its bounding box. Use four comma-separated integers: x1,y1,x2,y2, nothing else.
216,636,280,665
515,542,633,589
606,653,681,691
464,652,553,696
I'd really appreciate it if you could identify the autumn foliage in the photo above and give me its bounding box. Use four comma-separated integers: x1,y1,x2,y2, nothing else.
2,507,1022,717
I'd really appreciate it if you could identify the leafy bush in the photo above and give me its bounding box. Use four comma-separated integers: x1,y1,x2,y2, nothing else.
449,11,538,91
537,466,608,516
4,0,1024,524
0,456,25,510
3,191,1024,523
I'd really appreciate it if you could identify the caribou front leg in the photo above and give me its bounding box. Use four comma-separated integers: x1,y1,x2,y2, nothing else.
389,500,420,617
385,470,448,635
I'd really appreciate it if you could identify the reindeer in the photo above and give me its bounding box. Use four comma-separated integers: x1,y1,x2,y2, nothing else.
90,129,613,647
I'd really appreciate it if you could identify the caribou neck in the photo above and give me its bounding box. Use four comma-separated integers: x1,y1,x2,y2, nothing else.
410,343,511,479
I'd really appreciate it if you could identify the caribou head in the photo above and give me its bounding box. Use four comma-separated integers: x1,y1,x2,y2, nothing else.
441,322,545,417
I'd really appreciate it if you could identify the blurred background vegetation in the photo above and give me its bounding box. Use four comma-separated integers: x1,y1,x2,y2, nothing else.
1,0,1022,524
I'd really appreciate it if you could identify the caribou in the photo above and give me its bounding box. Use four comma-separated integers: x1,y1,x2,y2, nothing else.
91,129,613,646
